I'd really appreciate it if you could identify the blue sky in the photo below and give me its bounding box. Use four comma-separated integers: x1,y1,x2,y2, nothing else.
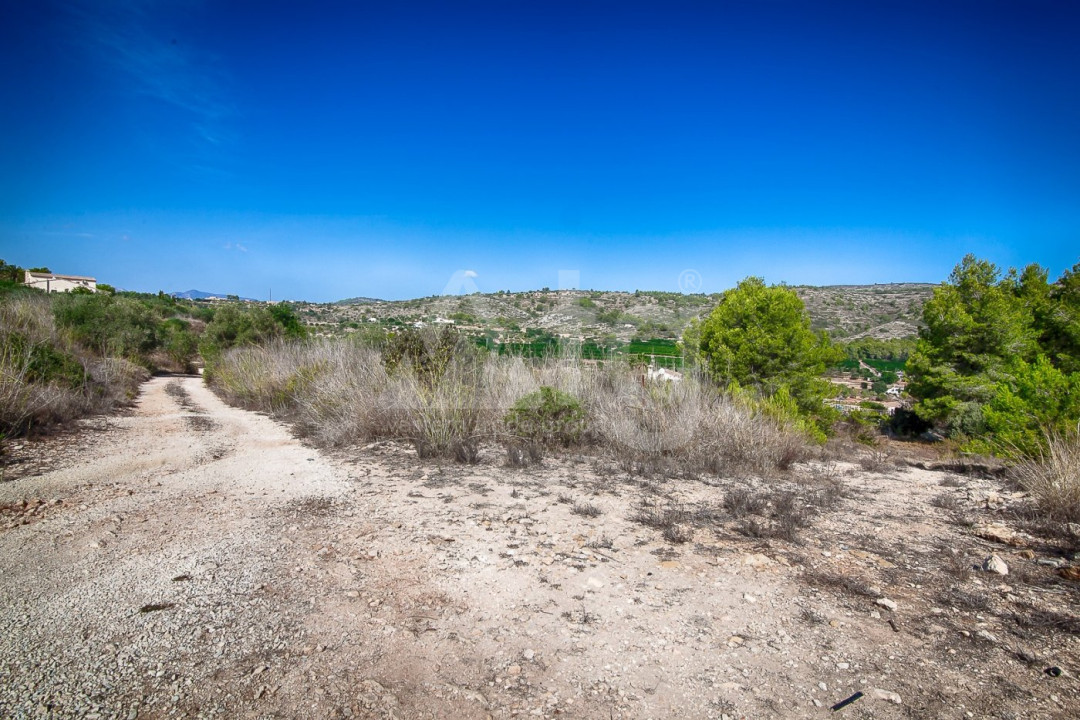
2,1,1078,301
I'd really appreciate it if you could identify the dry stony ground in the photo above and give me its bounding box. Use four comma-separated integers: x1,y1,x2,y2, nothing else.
1,376,1079,719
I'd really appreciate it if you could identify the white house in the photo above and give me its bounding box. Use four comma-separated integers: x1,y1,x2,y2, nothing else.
646,366,683,383
24,271,97,293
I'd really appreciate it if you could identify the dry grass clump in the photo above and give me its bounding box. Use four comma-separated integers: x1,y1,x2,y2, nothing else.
0,295,148,439
1,297,66,434
209,335,808,474
207,339,329,415
587,369,805,477
571,501,602,518
1011,429,1080,523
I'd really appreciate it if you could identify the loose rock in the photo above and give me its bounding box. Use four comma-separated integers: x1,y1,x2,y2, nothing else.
982,554,1009,575
872,688,902,704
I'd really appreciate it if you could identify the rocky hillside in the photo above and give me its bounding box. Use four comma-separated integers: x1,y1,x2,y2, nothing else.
292,283,935,343
792,283,934,340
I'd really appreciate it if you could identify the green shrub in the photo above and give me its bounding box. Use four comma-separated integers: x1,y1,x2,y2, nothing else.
53,293,160,363
690,276,841,438
199,303,306,373
888,408,932,437
382,326,475,386
504,386,586,448
908,255,1080,454
160,319,199,372
0,258,23,284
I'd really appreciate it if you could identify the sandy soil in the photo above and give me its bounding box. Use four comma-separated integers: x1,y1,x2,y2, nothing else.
1,375,1079,719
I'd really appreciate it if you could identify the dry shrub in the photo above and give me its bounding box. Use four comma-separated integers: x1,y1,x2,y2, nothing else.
0,295,149,437
85,357,149,409
293,343,395,446
588,368,805,477
209,338,809,471
1011,429,1080,523
724,486,768,517
390,362,486,460
506,441,543,467
210,339,325,414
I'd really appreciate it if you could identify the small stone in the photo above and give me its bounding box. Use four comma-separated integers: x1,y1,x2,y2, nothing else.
982,554,1009,575
836,662,850,670
1056,565,1080,581
742,553,775,569
976,630,998,643
507,665,522,676
875,598,898,612
818,682,828,691
974,524,1025,547
523,649,535,661
743,593,756,603
872,688,902,704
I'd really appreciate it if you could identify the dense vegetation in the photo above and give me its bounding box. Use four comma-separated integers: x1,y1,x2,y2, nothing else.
208,329,805,476
0,260,306,444
686,277,842,440
5,252,1079,514
906,255,1080,456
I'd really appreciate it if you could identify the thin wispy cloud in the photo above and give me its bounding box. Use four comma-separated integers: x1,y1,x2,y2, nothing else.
40,231,96,239
224,241,247,252
64,0,235,148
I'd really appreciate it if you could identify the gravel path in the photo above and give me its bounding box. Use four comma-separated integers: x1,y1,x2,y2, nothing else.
0,376,366,718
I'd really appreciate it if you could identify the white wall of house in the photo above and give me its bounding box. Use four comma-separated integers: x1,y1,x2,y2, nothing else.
24,271,97,293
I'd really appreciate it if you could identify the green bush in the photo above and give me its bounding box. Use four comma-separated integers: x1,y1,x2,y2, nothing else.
53,293,160,363
199,303,306,371
908,255,1080,455
0,258,23,284
160,318,199,372
382,326,475,386
689,276,841,438
505,386,586,448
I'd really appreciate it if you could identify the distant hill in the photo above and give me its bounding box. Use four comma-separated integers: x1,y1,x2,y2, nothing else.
295,283,935,342
335,296,384,305
171,289,256,301
792,283,935,340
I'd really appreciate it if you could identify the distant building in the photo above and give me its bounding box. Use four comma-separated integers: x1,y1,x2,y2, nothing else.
24,271,97,293
646,366,683,383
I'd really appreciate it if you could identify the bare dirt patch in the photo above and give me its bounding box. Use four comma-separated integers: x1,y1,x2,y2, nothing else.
1,377,1078,718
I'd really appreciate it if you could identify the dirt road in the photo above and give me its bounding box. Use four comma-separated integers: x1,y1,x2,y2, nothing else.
1,376,1078,718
